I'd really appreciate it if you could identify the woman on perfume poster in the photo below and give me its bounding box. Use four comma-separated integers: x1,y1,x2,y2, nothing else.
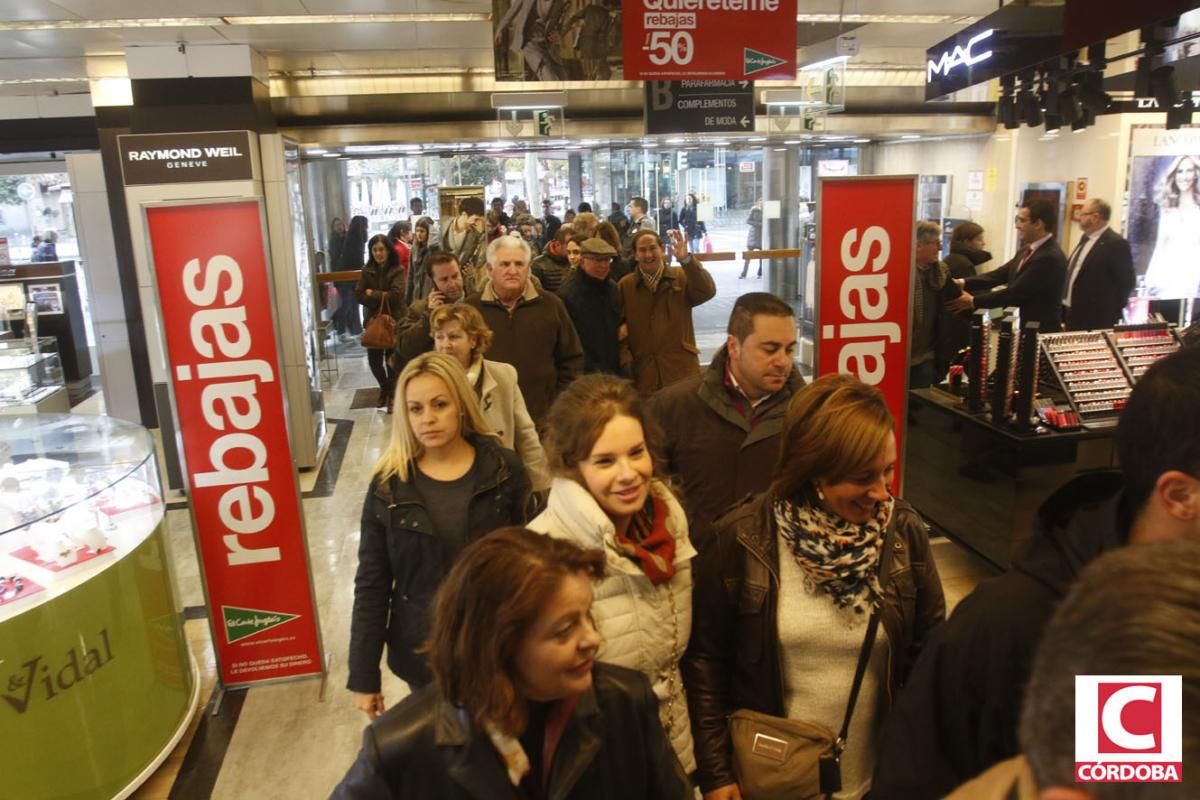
1140,154,1200,300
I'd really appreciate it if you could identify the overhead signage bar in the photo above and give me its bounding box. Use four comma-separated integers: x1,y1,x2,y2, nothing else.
924,5,1065,101
623,0,797,80
644,80,755,134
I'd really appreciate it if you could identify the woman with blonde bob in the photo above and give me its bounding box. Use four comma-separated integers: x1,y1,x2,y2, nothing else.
530,374,698,774
430,303,551,491
683,374,945,800
348,352,531,715
334,527,691,799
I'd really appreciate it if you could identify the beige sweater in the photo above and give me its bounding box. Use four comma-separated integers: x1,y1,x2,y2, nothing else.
777,534,890,800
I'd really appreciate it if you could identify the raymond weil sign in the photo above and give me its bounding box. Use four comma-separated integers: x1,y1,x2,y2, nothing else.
118,130,254,186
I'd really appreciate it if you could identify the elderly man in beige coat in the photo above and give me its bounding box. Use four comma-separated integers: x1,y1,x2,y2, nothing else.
619,228,717,394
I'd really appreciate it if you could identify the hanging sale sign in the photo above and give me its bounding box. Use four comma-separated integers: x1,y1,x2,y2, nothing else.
623,0,797,80
145,199,324,687
815,176,917,489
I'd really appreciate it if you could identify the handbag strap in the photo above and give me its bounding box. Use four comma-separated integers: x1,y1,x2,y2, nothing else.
835,612,879,755
835,508,900,754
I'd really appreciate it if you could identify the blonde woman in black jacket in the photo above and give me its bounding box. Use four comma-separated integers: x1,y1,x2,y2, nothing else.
348,353,531,714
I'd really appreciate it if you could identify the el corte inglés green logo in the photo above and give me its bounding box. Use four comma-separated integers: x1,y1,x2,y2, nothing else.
221,605,300,644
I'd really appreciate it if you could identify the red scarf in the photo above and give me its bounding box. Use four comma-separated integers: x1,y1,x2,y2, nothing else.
614,495,677,585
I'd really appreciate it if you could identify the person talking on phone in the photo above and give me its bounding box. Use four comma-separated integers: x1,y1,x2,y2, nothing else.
618,228,717,394
394,252,468,373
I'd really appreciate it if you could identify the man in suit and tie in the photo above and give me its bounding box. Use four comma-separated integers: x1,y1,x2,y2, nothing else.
948,199,1068,332
1062,198,1136,331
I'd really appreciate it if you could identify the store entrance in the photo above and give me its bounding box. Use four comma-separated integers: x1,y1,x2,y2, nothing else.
301,138,865,372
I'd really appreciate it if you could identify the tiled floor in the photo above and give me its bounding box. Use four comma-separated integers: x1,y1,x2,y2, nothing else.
104,337,998,799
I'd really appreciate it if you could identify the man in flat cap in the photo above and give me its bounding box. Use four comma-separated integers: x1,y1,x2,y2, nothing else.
557,237,625,375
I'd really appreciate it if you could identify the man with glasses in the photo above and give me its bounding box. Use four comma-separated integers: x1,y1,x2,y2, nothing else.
1062,198,1135,331
947,199,1067,332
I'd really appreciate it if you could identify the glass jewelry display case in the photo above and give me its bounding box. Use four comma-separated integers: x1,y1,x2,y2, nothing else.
0,414,198,799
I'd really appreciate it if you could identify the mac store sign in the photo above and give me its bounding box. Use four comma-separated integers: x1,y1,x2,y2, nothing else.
924,5,1067,100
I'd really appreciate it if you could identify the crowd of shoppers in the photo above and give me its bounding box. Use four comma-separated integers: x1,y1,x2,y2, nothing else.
333,194,1195,799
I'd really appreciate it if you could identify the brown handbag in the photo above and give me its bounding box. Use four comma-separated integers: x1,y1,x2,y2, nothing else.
729,614,880,800
361,291,396,349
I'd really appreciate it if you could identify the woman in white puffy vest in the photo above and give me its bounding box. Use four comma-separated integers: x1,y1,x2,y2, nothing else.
529,374,697,776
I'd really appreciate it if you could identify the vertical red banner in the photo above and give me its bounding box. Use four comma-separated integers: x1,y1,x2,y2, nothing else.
816,176,917,489
146,200,323,686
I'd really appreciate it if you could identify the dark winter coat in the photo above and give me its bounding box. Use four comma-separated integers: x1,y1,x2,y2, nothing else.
679,203,706,240
332,664,691,800
531,249,572,295
355,260,406,333
557,269,624,375
347,436,531,690
466,280,584,424
870,471,1130,800
682,493,946,793
938,246,992,373
647,346,803,542
943,244,992,279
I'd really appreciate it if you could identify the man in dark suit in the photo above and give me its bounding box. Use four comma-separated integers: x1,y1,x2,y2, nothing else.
947,199,1068,332
1062,198,1136,331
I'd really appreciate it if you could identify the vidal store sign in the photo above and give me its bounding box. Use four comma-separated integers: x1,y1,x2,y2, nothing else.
145,199,324,686
815,176,917,490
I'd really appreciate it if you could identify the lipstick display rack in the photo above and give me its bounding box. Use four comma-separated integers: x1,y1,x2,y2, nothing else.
1039,331,1131,427
1106,323,1181,383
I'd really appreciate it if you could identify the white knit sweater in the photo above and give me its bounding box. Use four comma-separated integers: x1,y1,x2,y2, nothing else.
777,530,890,800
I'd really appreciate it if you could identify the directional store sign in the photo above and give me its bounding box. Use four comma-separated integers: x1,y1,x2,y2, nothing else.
645,80,756,135
623,0,797,80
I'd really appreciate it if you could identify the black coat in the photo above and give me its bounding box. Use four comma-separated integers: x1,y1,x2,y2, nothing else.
870,472,1130,800
679,204,705,240
348,436,531,690
942,245,992,280
1063,228,1136,331
682,493,946,793
557,270,623,375
964,238,1068,332
332,664,691,800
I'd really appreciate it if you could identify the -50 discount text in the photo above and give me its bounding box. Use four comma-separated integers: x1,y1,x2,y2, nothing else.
622,0,797,80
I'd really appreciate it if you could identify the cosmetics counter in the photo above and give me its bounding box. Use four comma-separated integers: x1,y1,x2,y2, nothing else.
904,318,1181,569
0,414,198,799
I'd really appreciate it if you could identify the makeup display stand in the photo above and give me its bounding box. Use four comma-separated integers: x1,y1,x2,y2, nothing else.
0,414,198,799
899,322,1181,569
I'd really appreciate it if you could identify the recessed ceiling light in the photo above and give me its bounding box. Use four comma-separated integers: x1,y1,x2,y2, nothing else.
306,148,328,155
666,138,685,144
853,139,871,143
901,134,921,139
748,137,767,142
321,152,340,157
784,140,804,145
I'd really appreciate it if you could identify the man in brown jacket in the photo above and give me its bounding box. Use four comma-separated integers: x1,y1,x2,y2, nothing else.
466,234,583,424
648,293,802,541
619,228,716,394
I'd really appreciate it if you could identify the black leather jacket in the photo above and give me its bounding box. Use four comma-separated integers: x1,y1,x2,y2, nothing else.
332,663,692,799
681,493,946,792
348,436,531,690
